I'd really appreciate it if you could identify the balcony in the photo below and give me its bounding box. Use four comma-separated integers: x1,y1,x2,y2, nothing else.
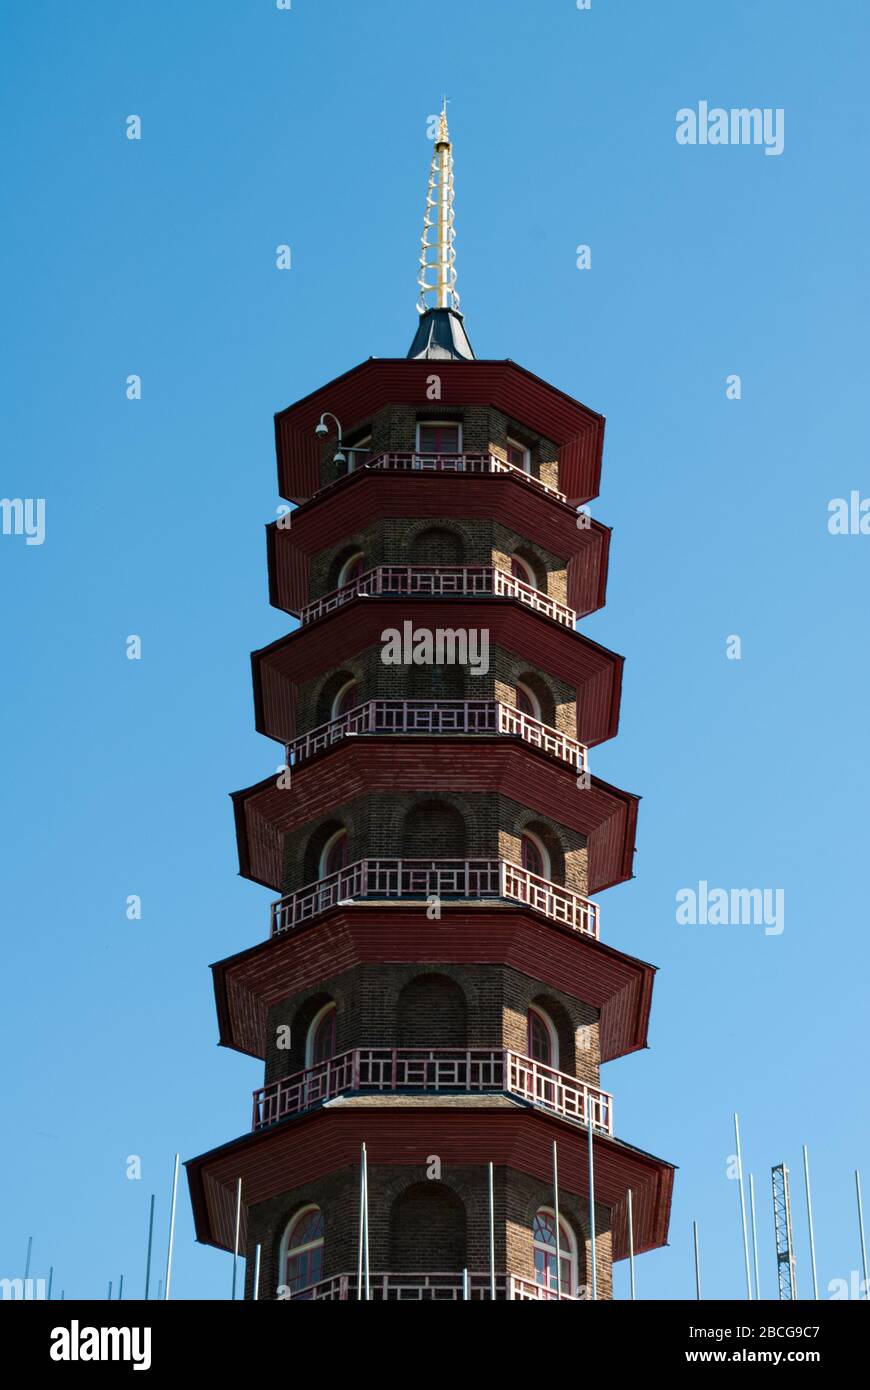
300,564,577,629
324,451,567,503
285,698,588,773
252,1047,613,1135
270,858,600,939
283,1271,582,1300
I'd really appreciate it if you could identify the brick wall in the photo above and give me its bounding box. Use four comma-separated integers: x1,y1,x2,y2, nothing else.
307,515,569,606
317,404,560,494
279,789,587,896
243,1160,611,1300
262,963,600,1088
294,642,577,736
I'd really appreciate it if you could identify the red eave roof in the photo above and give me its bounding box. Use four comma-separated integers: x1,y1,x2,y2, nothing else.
251,602,625,749
209,904,656,1064
230,741,638,897
274,358,605,506
186,1105,674,1261
266,472,612,619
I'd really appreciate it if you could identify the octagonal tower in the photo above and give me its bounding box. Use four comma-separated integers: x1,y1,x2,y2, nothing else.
186,110,674,1301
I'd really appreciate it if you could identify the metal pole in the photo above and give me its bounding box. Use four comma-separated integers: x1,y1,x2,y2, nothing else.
232,1178,242,1300
164,1153,179,1300
107,1280,112,1300
749,1174,761,1300
857,1171,869,1300
24,1236,32,1281
356,1143,365,1301
693,1221,702,1299
362,1144,370,1302
144,1193,155,1300
734,1114,753,1299
47,1266,53,1301
253,1244,261,1301
118,1274,124,1301
588,1113,597,1300
802,1145,818,1300
488,1162,496,1300
462,1267,470,1301
552,1141,562,1298
627,1188,636,1301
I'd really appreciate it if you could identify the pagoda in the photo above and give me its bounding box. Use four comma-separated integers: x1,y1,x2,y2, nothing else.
186,109,674,1300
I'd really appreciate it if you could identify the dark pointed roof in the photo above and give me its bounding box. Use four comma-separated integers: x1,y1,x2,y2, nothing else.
407,307,474,361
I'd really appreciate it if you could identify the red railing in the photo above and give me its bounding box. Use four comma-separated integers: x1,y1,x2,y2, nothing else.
252,1047,613,1134
300,564,576,628
285,699,587,772
285,1271,582,1300
270,858,599,939
345,451,566,501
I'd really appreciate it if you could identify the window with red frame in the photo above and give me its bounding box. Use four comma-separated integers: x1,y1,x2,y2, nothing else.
532,1209,575,1296
527,1007,553,1066
507,438,530,472
521,832,545,877
284,1207,325,1296
310,1006,337,1065
322,831,348,877
417,422,461,454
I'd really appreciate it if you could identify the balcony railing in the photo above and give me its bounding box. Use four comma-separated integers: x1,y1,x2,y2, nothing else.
285,699,587,773
252,1047,613,1135
300,564,576,629
326,451,566,502
270,858,599,939
284,1271,582,1301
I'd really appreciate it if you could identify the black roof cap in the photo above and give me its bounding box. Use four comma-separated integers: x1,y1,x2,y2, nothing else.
407,307,475,362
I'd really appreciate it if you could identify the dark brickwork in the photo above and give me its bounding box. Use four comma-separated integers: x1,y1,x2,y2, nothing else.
243,1160,611,1300
278,790,587,897
237,391,620,1302
262,963,600,1089
317,404,560,494
308,516,569,607
295,643,577,736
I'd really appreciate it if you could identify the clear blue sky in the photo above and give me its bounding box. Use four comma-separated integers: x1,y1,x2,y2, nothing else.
2,0,868,1301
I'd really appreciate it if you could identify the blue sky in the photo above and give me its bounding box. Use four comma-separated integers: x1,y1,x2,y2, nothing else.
1,0,868,1300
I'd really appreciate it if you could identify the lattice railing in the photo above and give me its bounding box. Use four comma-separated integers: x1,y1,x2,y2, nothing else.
253,1047,612,1135
285,699,587,772
285,1271,583,1301
300,564,576,628
270,858,599,939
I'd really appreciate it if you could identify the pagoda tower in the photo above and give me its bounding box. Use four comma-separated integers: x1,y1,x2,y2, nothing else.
187,111,674,1301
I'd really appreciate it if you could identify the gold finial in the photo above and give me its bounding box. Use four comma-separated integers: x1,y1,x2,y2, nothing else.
436,99,450,147
417,101,460,314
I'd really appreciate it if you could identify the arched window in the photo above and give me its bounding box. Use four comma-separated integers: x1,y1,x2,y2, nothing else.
306,1003,337,1067
282,1206,325,1296
527,1005,559,1069
336,551,365,587
319,829,348,878
521,830,550,880
331,678,360,720
515,681,541,722
533,1208,577,1296
510,554,536,586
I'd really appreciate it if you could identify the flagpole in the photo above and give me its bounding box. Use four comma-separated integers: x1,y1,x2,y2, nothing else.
164,1154,180,1300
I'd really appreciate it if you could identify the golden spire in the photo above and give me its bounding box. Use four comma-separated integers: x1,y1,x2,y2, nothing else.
417,101,460,313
